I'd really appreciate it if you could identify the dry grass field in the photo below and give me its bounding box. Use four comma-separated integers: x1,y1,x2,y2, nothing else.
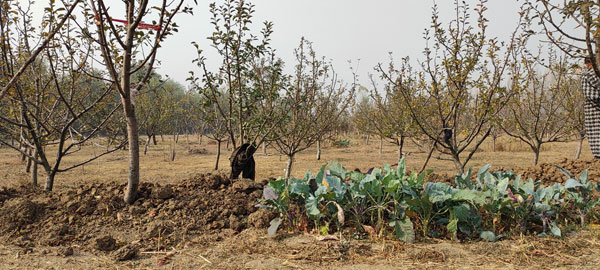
0,134,593,189
1,135,599,270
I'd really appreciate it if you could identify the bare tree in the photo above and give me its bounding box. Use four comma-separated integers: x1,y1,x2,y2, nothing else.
562,69,586,159
378,1,524,173
195,91,229,170
500,51,573,165
0,0,82,102
528,0,600,74
369,63,419,165
82,0,190,203
271,38,355,179
0,2,124,190
352,94,377,146
190,0,286,178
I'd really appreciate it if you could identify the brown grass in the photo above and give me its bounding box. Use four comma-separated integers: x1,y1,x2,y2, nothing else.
0,134,593,189
0,135,598,269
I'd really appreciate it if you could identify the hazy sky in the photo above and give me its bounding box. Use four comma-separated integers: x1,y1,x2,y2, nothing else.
29,0,527,87
166,0,524,86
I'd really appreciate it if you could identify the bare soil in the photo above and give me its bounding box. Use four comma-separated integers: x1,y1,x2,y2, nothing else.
1,158,599,269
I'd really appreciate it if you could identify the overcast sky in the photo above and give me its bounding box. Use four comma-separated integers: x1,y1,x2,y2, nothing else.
29,0,528,87
166,0,525,86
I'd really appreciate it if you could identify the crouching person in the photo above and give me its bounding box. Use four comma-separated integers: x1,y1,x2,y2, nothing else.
229,143,257,180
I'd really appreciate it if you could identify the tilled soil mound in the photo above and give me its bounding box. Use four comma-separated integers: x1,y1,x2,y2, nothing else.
518,158,600,183
429,158,600,185
0,173,272,256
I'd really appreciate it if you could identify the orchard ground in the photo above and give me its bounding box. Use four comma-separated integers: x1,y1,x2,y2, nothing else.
0,135,599,269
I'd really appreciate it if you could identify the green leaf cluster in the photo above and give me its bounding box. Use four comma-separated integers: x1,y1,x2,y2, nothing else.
259,158,600,242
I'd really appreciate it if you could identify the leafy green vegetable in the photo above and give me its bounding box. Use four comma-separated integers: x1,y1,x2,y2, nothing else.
260,160,598,241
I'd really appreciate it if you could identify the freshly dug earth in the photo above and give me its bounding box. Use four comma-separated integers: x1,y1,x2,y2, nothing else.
0,173,268,253
429,158,600,185
1,159,600,269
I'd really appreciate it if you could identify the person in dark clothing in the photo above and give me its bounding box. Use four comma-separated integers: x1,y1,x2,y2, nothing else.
582,57,600,159
229,143,257,180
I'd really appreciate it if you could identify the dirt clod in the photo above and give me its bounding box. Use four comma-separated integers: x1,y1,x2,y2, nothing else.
58,246,74,257
248,208,277,229
112,244,138,261
231,179,261,194
154,186,174,200
145,221,173,239
95,235,117,252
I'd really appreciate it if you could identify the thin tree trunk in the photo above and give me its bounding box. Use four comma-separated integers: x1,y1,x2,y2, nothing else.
365,134,370,146
44,171,55,191
144,134,151,155
452,153,465,175
419,142,436,174
31,149,38,186
574,136,584,159
215,140,221,170
397,136,405,165
160,134,164,142
285,154,294,179
379,136,383,155
492,136,497,152
152,134,157,145
20,143,26,162
170,144,176,161
316,140,321,160
26,147,32,173
124,114,140,205
533,146,540,166
226,139,230,150
262,142,267,155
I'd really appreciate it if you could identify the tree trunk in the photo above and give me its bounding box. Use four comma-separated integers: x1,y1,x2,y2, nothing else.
397,136,405,165
379,136,383,155
152,134,157,145
365,134,370,146
533,146,540,166
26,147,32,173
396,137,404,164
170,144,176,161
419,142,436,174
44,171,55,191
144,134,151,155
492,136,497,152
226,139,230,150
31,149,38,186
160,134,164,142
262,142,267,155
574,136,584,159
316,140,321,160
215,140,221,170
124,114,140,205
285,154,294,179
452,154,465,175
20,144,26,162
